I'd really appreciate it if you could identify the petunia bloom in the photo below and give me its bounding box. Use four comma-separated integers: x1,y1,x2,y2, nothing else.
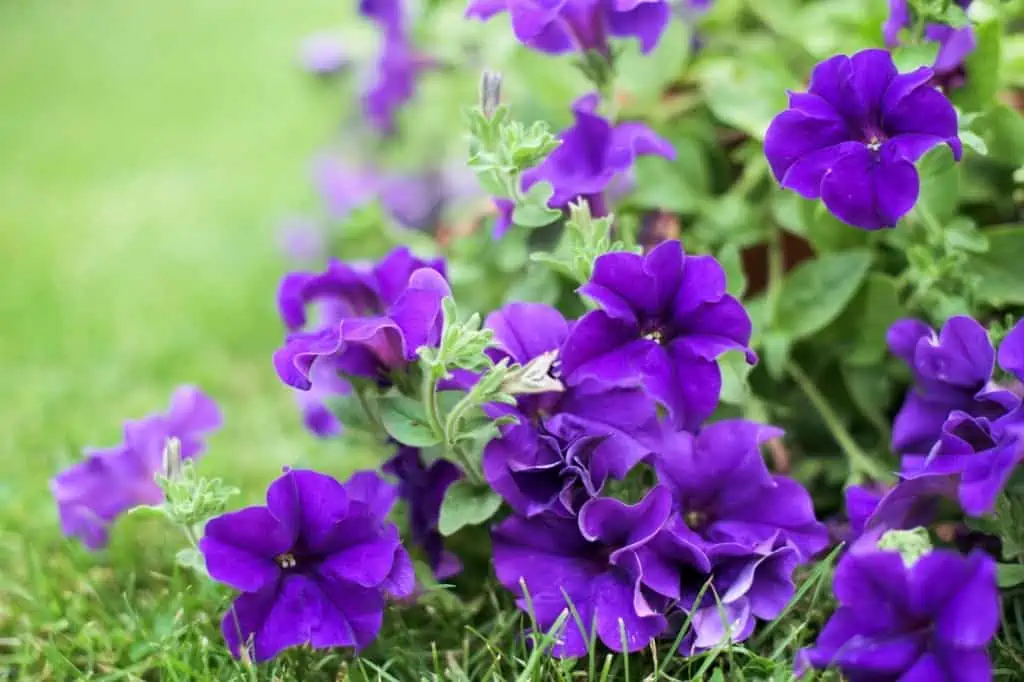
52,387,221,549
521,93,675,213
383,447,463,578
465,0,671,57
888,315,1019,456
666,538,800,652
273,247,448,391
798,547,999,681
652,420,829,559
361,36,432,135
560,240,754,431
480,302,661,516
906,407,1024,515
492,487,689,656
764,49,961,230
200,469,414,662
884,0,975,89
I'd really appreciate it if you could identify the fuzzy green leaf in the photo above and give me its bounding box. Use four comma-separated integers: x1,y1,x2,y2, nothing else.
438,481,503,536
379,394,441,447
968,227,1024,306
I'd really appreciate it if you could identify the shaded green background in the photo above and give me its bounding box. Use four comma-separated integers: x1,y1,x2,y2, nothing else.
0,0,369,589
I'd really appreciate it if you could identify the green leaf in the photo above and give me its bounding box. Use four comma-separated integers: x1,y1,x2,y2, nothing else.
773,249,873,342
800,199,872,253
975,104,1024,167
438,481,503,536
834,274,904,367
997,562,1024,588
615,21,691,105
915,145,960,223
379,394,441,447
694,54,797,140
718,350,752,405
629,154,702,214
761,332,793,381
716,243,747,298
967,226,1024,306
512,182,562,228
892,42,940,72
842,363,894,436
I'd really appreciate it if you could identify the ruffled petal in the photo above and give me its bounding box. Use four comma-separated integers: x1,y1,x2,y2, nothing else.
200,507,293,592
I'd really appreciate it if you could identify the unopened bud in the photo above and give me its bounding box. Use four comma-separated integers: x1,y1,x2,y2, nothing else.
501,350,564,396
480,70,502,118
162,437,183,480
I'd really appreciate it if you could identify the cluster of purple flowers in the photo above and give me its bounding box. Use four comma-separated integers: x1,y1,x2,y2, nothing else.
478,242,830,654
852,317,1024,544
51,386,221,549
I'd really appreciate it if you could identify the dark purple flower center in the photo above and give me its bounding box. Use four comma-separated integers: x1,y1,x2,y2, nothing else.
561,2,609,55
863,128,886,153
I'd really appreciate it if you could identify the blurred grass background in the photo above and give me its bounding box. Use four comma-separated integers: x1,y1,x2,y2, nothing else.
0,0,376,661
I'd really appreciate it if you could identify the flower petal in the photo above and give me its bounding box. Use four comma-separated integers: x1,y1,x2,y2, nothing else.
200,507,292,592
820,144,918,229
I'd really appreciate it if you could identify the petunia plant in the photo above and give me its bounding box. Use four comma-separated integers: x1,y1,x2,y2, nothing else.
47,0,1024,678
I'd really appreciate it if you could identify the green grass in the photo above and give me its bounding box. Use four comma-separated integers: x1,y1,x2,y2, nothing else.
0,1,385,676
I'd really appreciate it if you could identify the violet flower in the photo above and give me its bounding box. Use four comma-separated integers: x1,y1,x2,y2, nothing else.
52,387,221,549
798,548,999,681
903,407,1024,517
313,156,381,221
884,0,975,89
521,93,675,212
200,469,414,662
888,316,1019,456
273,247,448,391
480,302,661,516
764,49,961,230
560,240,754,431
677,539,800,652
465,0,671,57
652,420,829,559
492,487,687,656
383,447,463,578
361,37,432,136
359,0,407,40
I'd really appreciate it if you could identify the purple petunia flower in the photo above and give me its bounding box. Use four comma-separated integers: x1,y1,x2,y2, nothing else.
560,240,754,431
764,49,962,230
383,447,463,579
313,156,381,221
884,0,975,89
652,420,829,559
491,197,515,239
51,387,221,549
492,486,686,656
798,547,999,681
361,37,432,136
200,468,414,662
273,247,448,391
359,0,407,40
888,315,1019,456
905,407,1024,515
521,93,675,213
675,539,800,652
465,0,671,57
480,302,661,516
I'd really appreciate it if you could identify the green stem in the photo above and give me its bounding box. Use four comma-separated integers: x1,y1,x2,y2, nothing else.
766,225,784,321
787,361,894,484
421,366,483,483
354,384,387,441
